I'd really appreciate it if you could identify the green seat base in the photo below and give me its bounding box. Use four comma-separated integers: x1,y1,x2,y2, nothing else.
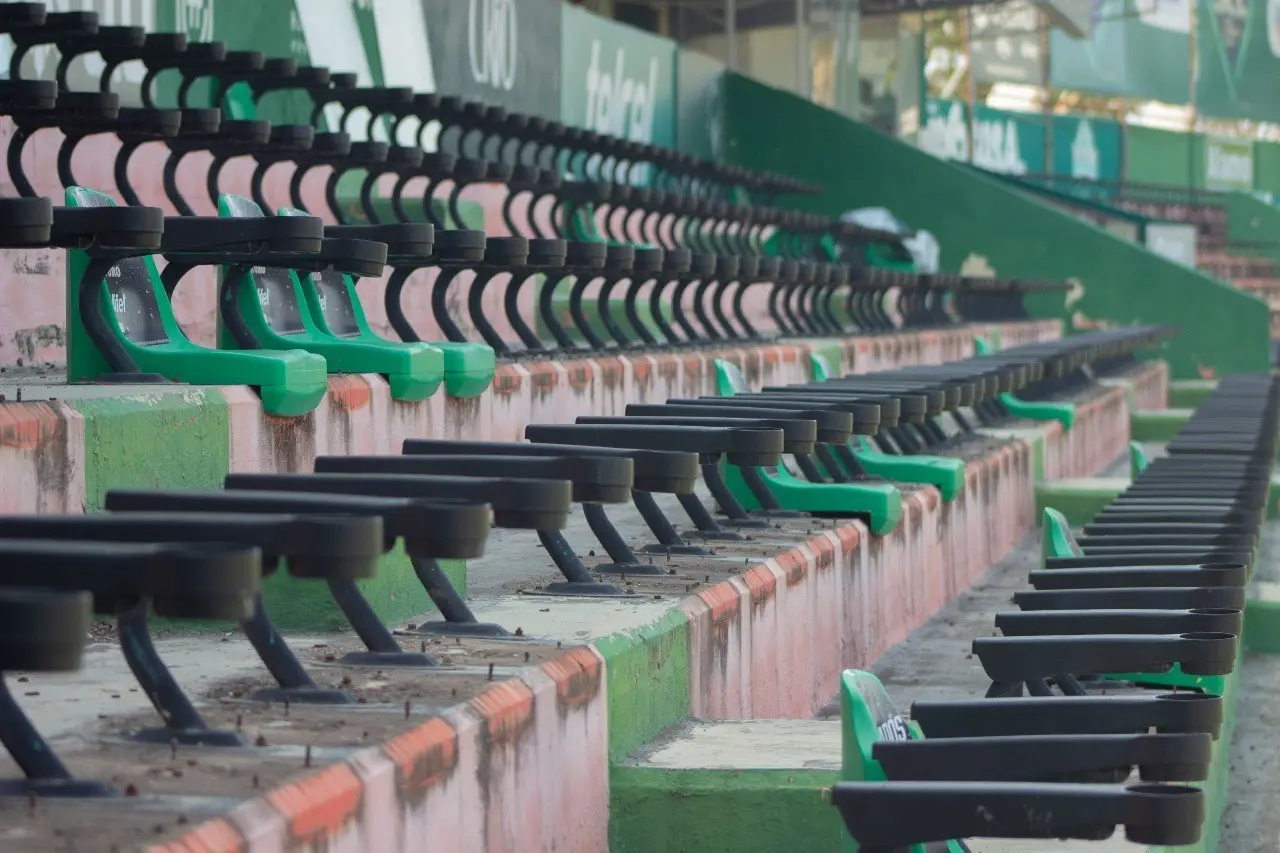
437,342,496,398
848,438,964,503
130,345,328,418
1244,597,1280,653
1099,665,1225,696
387,369,443,402
255,336,444,403
1131,408,1194,442
257,379,330,417
724,464,902,536
1000,392,1075,429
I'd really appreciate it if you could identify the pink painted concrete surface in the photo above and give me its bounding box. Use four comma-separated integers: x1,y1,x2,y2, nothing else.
151,648,609,853
1039,384,1131,482
1130,360,1170,411
151,394,1130,853
0,323,1055,516
679,439,1034,721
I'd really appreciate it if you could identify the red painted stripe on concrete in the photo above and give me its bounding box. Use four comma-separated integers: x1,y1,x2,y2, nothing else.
0,401,63,450
382,716,459,799
266,762,364,846
146,818,248,853
542,646,605,712
326,375,373,412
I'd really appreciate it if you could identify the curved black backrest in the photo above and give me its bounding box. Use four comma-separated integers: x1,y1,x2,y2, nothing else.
68,187,170,346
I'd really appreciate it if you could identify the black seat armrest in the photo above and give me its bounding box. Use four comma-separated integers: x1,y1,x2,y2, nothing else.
103,488,490,560
316,454,633,505
0,197,53,248
401,439,699,495
525,424,783,468
160,214,322,255
910,694,1223,739
50,205,164,253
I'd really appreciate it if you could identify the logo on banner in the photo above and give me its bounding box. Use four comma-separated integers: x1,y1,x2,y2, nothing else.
1268,0,1280,56
918,101,968,162
468,0,517,91
1205,139,1253,189
972,116,1028,175
583,41,658,143
1212,0,1248,65
1070,120,1100,180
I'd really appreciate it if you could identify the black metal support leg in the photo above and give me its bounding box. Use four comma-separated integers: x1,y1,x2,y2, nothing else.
401,558,512,638
582,503,662,574
119,602,247,746
677,492,747,541
701,462,771,528
325,580,435,668
632,490,713,555
240,593,355,704
533,529,629,596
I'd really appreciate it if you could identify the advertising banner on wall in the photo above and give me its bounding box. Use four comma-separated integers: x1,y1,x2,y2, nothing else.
969,1,1043,85
1194,0,1280,122
918,100,1048,177
918,98,969,162
560,5,675,183
418,0,561,119
1144,222,1199,267
972,105,1047,176
1203,136,1255,190
675,49,725,162
1050,0,1191,104
1051,114,1122,184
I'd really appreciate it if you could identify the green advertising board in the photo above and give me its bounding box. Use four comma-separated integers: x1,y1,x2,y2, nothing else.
1126,125,1195,186
919,101,1049,177
1200,136,1255,191
153,0,433,135
1051,115,1121,184
918,98,970,162
1254,141,1280,198
675,48,725,161
560,4,676,182
972,105,1046,176
1050,0,1191,105
418,0,561,121
1195,0,1280,122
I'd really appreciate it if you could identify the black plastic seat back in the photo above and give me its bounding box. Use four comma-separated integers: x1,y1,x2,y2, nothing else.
67,188,171,346
221,195,306,335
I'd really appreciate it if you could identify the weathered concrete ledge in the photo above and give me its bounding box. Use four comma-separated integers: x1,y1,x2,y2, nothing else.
0,323,1060,632
141,394,1138,853
0,322,1057,514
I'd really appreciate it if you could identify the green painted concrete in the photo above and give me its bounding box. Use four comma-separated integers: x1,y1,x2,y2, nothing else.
595,608,691,763
1131,409,1195,443
609,766,838,853
1243,599,1280,653
152,548,465,634
76,390,230,512
811,340,848,376
259,546,465,633
1035,479,1127,527
1167,381,1219,410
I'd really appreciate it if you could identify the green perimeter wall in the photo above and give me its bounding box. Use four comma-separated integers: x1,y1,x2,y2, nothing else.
718,73,1269,379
